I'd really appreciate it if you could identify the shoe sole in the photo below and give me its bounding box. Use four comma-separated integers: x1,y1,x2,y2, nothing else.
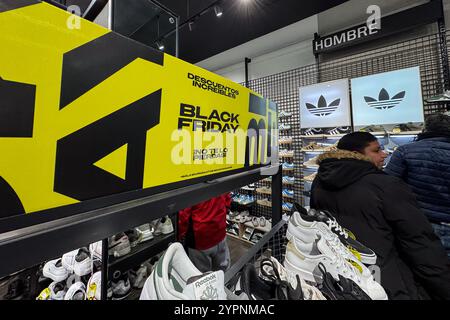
359,253,377,265
43,270,68,283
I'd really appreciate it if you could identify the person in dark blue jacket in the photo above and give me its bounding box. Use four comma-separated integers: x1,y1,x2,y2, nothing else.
385,113,450,257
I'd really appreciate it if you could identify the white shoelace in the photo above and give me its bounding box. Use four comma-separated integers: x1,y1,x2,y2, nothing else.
321,232,361,285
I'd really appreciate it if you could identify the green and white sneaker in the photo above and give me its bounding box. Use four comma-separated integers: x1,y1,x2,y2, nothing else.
140,242,227,300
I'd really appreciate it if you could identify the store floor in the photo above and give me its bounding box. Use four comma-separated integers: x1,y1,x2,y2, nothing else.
227,236,252,265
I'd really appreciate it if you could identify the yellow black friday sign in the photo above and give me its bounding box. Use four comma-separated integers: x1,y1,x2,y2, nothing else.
0,1,278,217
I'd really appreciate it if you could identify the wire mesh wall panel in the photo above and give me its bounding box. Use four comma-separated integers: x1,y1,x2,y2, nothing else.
317,32,448,115
239,30,450,214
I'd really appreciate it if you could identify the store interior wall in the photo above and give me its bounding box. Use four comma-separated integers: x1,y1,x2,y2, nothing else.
196,16,318,84
197,0,443,83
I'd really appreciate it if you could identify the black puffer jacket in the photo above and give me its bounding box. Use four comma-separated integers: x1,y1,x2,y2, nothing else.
310,150,450,300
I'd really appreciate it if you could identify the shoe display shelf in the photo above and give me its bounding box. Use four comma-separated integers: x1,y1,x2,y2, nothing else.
0,165,284,300
108,232,174,277
300,127,351,207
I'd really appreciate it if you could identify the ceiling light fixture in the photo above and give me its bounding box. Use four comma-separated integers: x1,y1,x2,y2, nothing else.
214,5,223,17
156,41,164,51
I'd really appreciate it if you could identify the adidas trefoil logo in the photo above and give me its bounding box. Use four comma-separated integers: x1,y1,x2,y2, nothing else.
200,285,219,300
364,88,406,110
306,95,340,117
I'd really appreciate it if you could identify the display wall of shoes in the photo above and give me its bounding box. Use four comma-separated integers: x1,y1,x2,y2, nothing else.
227,210,273,236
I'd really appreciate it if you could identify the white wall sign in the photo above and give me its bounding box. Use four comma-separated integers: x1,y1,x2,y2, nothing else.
351,66,424,127
299,79,351,129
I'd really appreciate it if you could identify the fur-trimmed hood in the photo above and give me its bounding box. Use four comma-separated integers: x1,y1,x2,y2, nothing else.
314,149,380,190
316,149,373,165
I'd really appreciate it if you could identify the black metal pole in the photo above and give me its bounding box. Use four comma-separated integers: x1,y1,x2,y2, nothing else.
245,57,251,88
271,165,282,224
101,238,108,300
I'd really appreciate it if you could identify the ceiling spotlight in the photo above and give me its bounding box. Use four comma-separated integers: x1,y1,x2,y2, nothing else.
214,5,223,17
156,41,164,51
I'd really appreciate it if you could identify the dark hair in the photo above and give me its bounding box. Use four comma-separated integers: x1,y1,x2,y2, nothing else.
417,114,450,141
337,132,377,153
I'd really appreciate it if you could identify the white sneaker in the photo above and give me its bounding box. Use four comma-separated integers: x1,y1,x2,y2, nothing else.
140,242,227,300
154,216,174,235
111,276,131,300
109,233,131,258
89,241,102,261
64,281,86,300
287,212,360,263
136,224,154,242
288,211,377,265
61,249,79,273
86,271,105,300
129,264,148,289
284,237,387,300
43,259,69,282
36,281,67,300
73,248,93,277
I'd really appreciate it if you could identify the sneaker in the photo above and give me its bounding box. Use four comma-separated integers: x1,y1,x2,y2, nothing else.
61,249,79,273
259,257,326,300
89,241,102,261
303,156,319,168
392,122,423,133
157,216,174,235
257,198,272,207
303,128,323,136
125,229,143,247
359,125,386,133
301,142,321,152
279,124,291,130
73,247,93,277
43,259,69,282
111,275,131,300
259,217,267,228
278,111,293,118
282,189,294,198
317,263,371,300
425,90,450,103
37,281,67,300
109,233,131,258
282,162,294,170
234,263,303,300
282,176,295,184
86,271,102,300
240,195,255,205
282,202,293,211
279,137,293,144
326,127,351,136
289,205,377,265
64,282,86,300
284,237,387,300
303,173,317,183
256,187,271,195
140,242,227,300
129,264,148,289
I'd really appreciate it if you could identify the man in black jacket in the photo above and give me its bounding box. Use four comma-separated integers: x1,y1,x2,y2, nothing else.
310,132,450,300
